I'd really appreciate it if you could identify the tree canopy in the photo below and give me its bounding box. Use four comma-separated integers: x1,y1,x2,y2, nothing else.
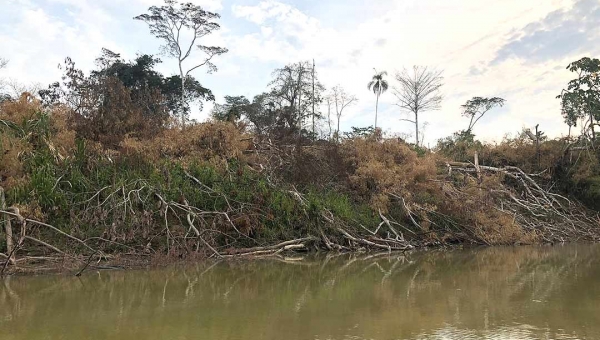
212,95,251,122
135,0,227,126
92,49,214,116
39,49,217,146
367,69,388,129
461,96,505,134
558,57,600,140
393,66,443,146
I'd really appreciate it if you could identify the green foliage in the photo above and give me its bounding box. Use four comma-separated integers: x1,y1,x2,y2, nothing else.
306,190,377,228
343,126,375,139
367,70,389,96
242,92,279,134
1,101,376,251
93,50,214,116
267,61,325,134
134,0,224,63
461,96,505,133
557,57,600,137
367,69,389,128
437,130,483,162
579,176,600,209
7,54,600,258
212,95,251,122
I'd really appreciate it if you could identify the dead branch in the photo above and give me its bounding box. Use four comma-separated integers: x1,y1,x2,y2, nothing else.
23,236,67,255
224,237,316,256
0,210,97,253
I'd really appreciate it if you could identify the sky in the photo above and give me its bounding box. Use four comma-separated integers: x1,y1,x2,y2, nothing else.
1,0,599,145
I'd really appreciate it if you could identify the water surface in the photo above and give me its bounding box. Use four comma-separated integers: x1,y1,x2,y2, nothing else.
2,244,600,340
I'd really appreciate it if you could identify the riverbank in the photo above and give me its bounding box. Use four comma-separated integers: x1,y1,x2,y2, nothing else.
2,95,600,275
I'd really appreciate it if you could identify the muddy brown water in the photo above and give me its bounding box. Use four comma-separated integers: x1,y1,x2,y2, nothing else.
1,244,600,340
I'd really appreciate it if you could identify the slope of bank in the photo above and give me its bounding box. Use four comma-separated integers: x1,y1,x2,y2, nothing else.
1,95,599,274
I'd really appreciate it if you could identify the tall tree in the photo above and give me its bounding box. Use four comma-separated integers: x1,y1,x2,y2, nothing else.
557,57,600,141
244,92,279,135
135,0,228,127
332,85,357,141
325,94,333,139
269,61,324,133
367,69,388,129
461,96,505,134
392,66,443,146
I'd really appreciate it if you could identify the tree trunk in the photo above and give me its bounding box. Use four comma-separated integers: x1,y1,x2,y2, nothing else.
335,98,340,142
180,68,186,128
590,112,596,142
415,110,419,146
0,187,15,265
327,99,332,139
312,59,315,137
375,93,379,129
535,124,541,170
297,62,304,131
298,93,302,131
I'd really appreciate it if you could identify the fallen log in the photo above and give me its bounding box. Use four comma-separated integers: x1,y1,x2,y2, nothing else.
223,237,316,256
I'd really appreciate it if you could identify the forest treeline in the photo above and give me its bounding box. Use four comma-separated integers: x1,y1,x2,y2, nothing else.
1,0,600,273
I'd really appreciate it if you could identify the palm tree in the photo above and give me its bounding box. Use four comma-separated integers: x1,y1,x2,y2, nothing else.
367,69,389,129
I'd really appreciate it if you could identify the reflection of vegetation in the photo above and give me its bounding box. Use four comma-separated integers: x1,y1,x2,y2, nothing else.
2,245,600,340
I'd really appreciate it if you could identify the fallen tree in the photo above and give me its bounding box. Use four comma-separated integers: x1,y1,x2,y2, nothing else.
445,156,600,243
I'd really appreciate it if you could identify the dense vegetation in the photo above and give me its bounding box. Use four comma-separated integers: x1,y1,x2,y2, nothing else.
1,1,599,273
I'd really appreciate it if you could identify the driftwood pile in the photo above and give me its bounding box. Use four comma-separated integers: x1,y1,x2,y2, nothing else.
446,152,600,243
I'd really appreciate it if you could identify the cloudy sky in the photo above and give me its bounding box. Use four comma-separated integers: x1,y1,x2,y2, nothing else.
1,0,599,144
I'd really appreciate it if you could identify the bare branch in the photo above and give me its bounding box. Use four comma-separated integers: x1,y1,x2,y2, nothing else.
135,1,227,126
392,66,443,146
331,85,357,141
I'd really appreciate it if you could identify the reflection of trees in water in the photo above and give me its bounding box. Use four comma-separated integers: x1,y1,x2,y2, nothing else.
413,324,581,340
1,245,599,340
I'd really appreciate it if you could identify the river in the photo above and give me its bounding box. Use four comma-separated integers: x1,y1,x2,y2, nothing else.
1,244,600,339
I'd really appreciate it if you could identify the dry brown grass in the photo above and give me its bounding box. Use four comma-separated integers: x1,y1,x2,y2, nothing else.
120,121,250,164
341,137,438,212
0,94,37,189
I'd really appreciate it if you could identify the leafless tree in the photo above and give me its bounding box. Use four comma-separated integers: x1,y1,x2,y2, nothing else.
332,85,357,141
0,58,7,95
325,94,333,139
1,79,43,99
392,66,443,146
268,61,324,133
135,0,228,127
269,61,311,129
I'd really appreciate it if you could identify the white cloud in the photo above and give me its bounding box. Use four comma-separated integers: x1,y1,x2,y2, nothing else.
226,0,595,144
0,2,115,87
